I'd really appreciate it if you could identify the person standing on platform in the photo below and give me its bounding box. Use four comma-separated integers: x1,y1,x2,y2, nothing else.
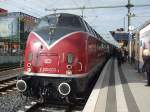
142,41,150,86
121,48,125,63
116,48,122,66
124,49,129,62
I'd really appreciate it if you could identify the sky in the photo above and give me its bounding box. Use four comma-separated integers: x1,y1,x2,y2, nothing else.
0,0,150,45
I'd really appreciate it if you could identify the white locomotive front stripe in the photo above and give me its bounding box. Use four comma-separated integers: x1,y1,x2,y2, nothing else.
31,31,87,50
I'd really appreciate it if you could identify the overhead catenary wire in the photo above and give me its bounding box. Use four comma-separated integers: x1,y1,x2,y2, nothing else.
45,3,150,27
45,5,126,11
45,3,150,11
1,0,150,33
134,4,150,7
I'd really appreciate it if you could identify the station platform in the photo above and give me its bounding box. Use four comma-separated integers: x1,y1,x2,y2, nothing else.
83,58,150,112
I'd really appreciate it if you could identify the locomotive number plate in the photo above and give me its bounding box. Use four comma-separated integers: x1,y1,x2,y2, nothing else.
42,68,56,72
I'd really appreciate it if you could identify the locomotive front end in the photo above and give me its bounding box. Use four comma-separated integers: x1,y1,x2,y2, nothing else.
17,13,89,103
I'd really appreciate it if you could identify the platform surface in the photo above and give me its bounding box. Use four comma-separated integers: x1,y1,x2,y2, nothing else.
83,58,150,112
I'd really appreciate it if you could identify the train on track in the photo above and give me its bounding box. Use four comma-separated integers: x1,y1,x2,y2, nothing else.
16,13,113,103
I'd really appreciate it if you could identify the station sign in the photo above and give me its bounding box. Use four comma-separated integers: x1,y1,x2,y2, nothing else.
129,25,134,31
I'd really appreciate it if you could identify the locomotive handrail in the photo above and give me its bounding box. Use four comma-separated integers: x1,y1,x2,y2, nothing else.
78,61,83,71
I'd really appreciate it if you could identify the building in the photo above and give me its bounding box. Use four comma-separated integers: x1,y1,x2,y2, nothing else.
0,12,39,55
132,20,150,71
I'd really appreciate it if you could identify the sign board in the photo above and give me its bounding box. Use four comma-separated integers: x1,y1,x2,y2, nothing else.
114,32,129,41
129,26,134,31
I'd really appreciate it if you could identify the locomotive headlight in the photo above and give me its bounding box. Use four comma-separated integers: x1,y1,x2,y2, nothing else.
16,80,27,92
27,68,31,72
27,63,31,68
58,82,71,96
66,65,72,70
66,70,72,75
67,53,74,64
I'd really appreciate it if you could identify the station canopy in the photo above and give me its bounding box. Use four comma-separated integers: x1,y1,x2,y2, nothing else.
114,31,129,41
102,33,119,48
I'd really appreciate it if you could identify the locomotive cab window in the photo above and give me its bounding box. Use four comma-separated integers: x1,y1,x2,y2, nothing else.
33,14,85,45
58,15,82,28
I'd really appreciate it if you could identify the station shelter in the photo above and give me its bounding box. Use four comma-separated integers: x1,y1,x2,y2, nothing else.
110,30,129,49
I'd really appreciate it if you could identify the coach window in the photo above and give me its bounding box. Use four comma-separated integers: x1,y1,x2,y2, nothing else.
99,42,102,50
37,18,49,29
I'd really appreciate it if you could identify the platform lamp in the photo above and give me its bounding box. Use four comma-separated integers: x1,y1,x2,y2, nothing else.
128,26,135,64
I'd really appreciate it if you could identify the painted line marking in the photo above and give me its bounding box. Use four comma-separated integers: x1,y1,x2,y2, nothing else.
115,59,128,112
82,59,112,112
94,60,111,112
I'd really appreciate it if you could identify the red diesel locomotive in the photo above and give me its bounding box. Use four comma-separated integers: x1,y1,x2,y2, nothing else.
16,13,110,102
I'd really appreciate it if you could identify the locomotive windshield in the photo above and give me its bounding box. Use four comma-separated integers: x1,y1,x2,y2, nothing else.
33,14,85,45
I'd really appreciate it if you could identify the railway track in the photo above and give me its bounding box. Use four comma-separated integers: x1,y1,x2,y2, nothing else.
0,76,17,95
15,66,103,112
0,63,23,72
0,68,22,80
17,100,84,112
0,67,23,95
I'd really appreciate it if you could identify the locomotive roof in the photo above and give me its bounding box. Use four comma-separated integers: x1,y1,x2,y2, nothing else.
42,13,82,19
40,13,111,45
